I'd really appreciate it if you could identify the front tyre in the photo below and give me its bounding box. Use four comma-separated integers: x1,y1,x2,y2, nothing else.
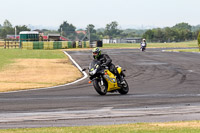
118,79,129,95
93,79,107,95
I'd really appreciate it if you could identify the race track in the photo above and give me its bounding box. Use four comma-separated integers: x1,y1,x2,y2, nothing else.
0,48,200,129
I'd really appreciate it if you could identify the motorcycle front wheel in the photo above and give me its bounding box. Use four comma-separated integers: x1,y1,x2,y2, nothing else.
93,79,108,95
118,79,129,95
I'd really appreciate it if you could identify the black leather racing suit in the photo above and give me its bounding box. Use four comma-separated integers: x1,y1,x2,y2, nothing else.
96,54,123,82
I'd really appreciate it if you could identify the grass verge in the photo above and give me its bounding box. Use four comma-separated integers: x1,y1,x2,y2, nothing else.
0,49,66,70
103,40,198,48
0,121,200,133
0,49,82,92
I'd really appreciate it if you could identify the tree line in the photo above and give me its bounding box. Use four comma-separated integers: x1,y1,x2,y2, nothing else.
0,20,30,39
0,19,200,42
143,23,200,42
0,20,146,41
58,21,146,41
59,21,200,42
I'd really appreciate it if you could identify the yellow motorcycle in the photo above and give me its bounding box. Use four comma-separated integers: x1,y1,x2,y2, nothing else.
83,60,129,95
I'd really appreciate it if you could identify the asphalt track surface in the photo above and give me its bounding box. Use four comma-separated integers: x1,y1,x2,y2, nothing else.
0,48,200,129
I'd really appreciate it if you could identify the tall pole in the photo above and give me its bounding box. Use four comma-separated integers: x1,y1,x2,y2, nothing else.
88,28,90,43
61,27,62,37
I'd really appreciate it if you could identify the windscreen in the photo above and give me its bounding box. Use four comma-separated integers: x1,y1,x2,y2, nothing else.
89,60,100,70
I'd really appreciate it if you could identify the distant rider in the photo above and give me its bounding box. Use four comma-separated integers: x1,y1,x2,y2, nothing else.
92,47,125,84
140,39,147,51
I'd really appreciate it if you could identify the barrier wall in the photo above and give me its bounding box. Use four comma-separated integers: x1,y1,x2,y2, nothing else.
2,40,20,49
22,41,90,50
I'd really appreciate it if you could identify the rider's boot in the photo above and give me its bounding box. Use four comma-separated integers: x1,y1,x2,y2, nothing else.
112,66,126,85
115,72,125,85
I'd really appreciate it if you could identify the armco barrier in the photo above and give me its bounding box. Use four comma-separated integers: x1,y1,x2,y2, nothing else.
21,41,90,49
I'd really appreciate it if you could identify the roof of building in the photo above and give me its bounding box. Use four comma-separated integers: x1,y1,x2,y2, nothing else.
7,35,20,39
41,35,68,41
19,31,39,34
48,34,60,37
42,36,48,40
60,36,68,41
76,31,86,34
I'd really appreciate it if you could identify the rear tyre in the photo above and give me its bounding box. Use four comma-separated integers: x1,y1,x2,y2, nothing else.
93,79,107,95
118,79,129,95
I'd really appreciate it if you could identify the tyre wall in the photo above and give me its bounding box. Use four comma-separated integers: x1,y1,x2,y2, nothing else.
22,41,90,49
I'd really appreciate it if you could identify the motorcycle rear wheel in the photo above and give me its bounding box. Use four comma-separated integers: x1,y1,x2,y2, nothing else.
118,79,129,95
93,79,107,95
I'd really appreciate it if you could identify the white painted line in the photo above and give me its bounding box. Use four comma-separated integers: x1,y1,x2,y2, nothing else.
1,105,200,123
162,50,180,53
63,51,88,85
162,50,200,54
0,51,88,94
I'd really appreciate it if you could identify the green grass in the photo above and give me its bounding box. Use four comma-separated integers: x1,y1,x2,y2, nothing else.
103,40,198,48
0,121,200,133
0,49,66,70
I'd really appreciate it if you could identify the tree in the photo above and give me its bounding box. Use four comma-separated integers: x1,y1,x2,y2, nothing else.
192,25,200,32
104,21,122,39
96,28,105,39
86,24,100,41
198,32,200,51
153,28,165,42
15,25,31,34
163,27,177,42
0,29,8,38
86,24,96,34
122,29,145,38
3,19,12,28
58,21,76,40
143,22,195,42
143,29,154,42
42,29,59,35
0,20,14,38
173,22,192,31
77,32,86,41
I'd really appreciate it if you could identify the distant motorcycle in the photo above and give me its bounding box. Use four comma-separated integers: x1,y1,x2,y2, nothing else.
83,60,129,95
140,46,146,52
140,41,146,52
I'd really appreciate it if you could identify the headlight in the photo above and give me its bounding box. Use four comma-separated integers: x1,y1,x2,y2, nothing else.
89,69,97,76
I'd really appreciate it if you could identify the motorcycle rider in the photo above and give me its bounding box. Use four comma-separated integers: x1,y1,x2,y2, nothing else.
140,38,147,51
92,47,125,84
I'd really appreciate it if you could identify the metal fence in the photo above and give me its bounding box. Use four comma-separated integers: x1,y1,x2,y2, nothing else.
3,39,20,49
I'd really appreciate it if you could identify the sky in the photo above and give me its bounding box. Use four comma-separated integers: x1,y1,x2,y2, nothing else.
0,0,200,29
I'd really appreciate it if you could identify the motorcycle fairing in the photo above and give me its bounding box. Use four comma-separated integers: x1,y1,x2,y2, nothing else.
103,70,120,92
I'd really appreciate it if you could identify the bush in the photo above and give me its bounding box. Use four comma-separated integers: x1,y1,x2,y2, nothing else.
198,32,200,51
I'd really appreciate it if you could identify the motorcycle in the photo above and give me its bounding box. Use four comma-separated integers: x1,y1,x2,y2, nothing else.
140,43,146,52
82,60,129,95
140,46,146,52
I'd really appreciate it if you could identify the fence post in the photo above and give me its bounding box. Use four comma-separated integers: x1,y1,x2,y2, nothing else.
4,39,6,49
7,40,9,49
15,40,17,49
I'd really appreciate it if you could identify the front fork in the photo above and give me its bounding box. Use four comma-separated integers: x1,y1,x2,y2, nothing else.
88,75,104,86
100,75,104,86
